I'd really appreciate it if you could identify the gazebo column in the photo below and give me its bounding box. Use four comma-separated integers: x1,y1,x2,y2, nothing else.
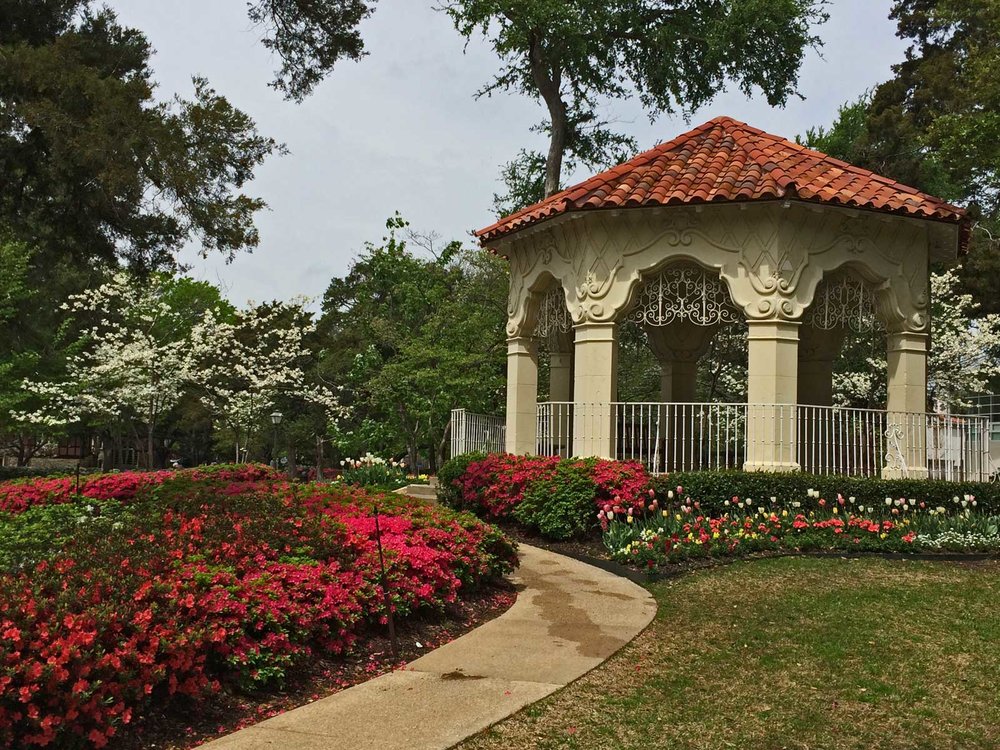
646,323,718,470
504,336,538,455
548,330,574,402
744,319,800,472
797,325,847,473
572,322,618,458
882,331,929,479
645,323,717,403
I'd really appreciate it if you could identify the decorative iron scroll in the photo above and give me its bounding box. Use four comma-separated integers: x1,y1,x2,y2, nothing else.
625,265,739,327
884,423,908,475
533,286,572,338
806,273,881,333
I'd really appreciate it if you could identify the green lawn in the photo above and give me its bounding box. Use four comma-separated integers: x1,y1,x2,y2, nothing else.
459,557,1000,750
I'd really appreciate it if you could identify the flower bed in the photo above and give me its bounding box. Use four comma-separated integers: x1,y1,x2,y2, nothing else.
440,453,1000,563
604,485,1000,567
0,463,281,514
0,467,517,748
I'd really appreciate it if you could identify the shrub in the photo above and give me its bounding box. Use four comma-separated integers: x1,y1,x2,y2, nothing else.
0,463,282,514
438,453,653,538
0,470,517,748
514,460,598,539
437,452,486,508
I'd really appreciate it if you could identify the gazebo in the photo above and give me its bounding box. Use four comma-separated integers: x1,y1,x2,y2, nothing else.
455,117,987,480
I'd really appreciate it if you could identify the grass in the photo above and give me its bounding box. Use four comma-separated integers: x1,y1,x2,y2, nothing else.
458,557,1000,750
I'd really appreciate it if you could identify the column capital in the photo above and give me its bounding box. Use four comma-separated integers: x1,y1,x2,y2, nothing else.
746,318,801,341
572,320,617,343
886,330,928,353
506,336,538,355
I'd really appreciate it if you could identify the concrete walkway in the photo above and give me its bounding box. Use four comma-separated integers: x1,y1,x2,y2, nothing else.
199,544,656,750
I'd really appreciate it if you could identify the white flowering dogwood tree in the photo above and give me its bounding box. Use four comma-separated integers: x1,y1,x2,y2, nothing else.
20,273,196,466
21,273,345,466
187,299,345,463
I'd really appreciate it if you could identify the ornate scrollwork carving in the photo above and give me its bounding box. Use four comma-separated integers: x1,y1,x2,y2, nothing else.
533,286,572,338
625,265,740,327
804,272,882,333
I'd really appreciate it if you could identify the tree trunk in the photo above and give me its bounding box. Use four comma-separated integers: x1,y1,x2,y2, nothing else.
316,434,324,480
529,35,567,197
436,420,452,470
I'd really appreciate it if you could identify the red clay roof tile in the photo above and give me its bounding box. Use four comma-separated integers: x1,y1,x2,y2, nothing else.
477,116,968,247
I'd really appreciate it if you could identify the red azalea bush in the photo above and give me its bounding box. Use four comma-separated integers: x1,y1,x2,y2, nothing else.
0,464,282,514
438,453,652,538
0,471,516,748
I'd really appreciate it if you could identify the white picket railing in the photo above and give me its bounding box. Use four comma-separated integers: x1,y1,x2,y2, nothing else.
532,402,994,481
450,408,506,457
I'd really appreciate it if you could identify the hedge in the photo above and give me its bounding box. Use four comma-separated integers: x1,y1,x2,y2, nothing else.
654,470,1000,515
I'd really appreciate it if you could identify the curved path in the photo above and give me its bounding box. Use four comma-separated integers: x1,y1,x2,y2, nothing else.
199,544,656,750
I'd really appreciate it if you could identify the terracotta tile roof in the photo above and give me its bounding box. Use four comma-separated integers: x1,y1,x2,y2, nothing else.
477,116,968,247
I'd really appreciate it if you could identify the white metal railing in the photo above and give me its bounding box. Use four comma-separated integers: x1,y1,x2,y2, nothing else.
536,402,574,458
450,408,506,457
532,402,994,481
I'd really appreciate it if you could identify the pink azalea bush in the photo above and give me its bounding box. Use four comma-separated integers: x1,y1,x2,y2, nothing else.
439,453,652,538
0,468,516,748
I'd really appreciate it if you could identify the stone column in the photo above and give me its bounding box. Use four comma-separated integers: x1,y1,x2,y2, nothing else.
572,322,618,458
882,331,929,479
744,319,800,472
548,330,574,403
645,322,718,470
797,325,847,406
546,331,574,455
797,325,847,473
505,336,538,455
646,322,718,403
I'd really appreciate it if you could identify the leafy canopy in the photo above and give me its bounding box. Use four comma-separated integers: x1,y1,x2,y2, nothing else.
443,0,828,206
0,0,279,269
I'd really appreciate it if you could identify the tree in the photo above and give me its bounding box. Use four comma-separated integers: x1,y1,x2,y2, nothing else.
247,0,377,101
18,272,230,468
444,0,828,201
833,272,1000,410
318,216,507,467
0,1,279,270
188,299,345,463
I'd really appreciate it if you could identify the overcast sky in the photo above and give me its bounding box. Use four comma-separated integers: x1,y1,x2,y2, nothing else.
110,0,908,307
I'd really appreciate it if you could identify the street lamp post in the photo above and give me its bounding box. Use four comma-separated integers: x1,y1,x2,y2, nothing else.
270,411,283,469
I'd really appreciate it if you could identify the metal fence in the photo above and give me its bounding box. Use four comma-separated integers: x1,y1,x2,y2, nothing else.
532,401,994,481
450,408,506,457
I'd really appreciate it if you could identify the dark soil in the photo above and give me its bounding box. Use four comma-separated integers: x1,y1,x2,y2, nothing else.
111,584,518,750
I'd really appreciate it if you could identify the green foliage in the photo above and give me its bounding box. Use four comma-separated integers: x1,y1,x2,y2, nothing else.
444,0,828,196
0,1,278,270
247,0,376,101
318,217,506,468
653,470,1000,516
513,459,596,539
802,0,1000,313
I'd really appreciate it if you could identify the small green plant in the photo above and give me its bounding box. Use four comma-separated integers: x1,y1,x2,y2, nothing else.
513,460,597,539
